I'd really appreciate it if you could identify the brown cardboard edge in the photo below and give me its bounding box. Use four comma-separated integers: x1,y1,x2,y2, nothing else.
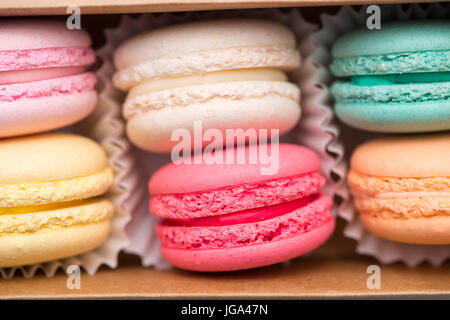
0,0,441,16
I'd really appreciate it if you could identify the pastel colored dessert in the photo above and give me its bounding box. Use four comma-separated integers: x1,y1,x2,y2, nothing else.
113,19,301,153
0,133,114,268
330,21,450,133
348,133,450,244
0,20,98,138
149,144,335,271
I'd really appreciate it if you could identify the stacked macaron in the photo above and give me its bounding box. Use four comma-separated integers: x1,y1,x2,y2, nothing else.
330,21,450,245
0,134,114,267
0,20,98,137
0,21,113,269
348,134,450,245
149,144,334,271
113,19,301,153
330,21,450,133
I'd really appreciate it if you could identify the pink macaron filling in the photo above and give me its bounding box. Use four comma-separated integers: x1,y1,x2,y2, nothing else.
165,195,318,227
150,172,326,219
156,194,333,250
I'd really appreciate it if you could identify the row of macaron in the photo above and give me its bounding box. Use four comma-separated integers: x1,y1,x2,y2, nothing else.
1,17,449,272
0,21,114,268
113,18,450,270
329,22,450,246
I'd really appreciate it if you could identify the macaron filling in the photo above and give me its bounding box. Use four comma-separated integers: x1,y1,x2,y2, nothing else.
123,68,300,119
350,72,450,86
156,194,332,250
150,172,325,219
0,198,114,235
127,68,288,98
164,194,318,227
113,45,300,90
348,170,450,219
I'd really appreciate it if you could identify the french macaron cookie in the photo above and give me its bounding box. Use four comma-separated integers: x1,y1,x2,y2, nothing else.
149,144,335,271
0,133,114,268
330,21,450,133
0,20,98,138
348,133,450,245
113,19,301,153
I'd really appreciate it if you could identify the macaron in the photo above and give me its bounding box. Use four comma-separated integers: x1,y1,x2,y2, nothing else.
0,133,114,268
0,20,98,138
113,19,301,153
348,133,450,245
330,21,450,133
149,144,334,271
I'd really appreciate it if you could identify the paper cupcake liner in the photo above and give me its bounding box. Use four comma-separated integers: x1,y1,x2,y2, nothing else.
101,9,346,268
312,3,450,267
0,41,134,279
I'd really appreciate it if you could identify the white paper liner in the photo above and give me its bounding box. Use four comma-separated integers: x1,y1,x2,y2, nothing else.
312,4,450,267
101,9,346,269
0,42,134,279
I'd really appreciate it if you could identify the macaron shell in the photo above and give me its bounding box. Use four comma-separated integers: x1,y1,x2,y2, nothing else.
0,72,97,138
334,100,450,133
350,133,450,178
127,95,300,153
114,19,297,70
149,143,321,195
0,220,110,268
0,90,97,138
348,170,449,195
0,133,109,183
332,21,450,58
0,20,91,51
160,217,334,272
0,167,114,207
330,49,450,76
355,196,450,220
331,80,450,105
0,47,96,75
360,214,450,245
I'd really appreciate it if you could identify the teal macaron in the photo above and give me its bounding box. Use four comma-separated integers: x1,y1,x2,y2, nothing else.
330,21,450,133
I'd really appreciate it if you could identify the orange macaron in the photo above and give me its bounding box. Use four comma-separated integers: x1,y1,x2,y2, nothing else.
348,133,450,245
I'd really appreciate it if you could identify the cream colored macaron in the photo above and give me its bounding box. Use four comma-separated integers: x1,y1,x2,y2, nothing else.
0,133,114,268
113,19,301,153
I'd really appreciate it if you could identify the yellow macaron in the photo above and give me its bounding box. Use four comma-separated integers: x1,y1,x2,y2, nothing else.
0,133,114,268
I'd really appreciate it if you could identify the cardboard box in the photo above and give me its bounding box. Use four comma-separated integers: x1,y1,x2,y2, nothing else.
0,0,435,16
0,1,448,299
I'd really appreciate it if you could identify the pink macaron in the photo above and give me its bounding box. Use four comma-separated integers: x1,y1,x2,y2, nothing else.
0,20,97,138
149,144,335,272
